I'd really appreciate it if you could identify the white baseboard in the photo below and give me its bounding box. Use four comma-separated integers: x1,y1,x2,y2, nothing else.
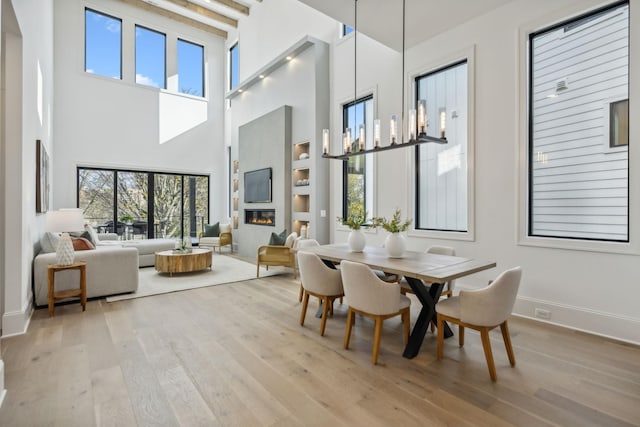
513,296,640,345
2,299,33,338
455,286,640,345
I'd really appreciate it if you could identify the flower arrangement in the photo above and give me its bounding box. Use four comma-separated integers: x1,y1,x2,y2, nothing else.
336,211,372,230
174,237,192,253
372,208,412,233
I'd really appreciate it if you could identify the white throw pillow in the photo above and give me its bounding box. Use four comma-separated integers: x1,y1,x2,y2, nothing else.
220,223,232,233
284,232,298,248
40,232,60,253
85,224,101,244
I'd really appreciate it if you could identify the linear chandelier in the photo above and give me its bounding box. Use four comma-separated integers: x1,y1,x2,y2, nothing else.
322,0,447,160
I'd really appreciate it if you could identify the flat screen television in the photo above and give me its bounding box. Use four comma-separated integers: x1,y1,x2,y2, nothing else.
244,167,272,203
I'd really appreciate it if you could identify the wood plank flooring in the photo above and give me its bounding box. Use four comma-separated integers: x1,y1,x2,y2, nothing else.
1,270,639,426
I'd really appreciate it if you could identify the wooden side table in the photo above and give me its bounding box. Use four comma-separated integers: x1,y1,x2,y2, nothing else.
47,261,87,317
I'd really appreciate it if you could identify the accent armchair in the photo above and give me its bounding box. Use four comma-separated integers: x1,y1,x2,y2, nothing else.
199,223,233,253
256,232,298,278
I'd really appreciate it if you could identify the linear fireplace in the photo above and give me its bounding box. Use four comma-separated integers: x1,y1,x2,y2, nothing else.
245,209,275,226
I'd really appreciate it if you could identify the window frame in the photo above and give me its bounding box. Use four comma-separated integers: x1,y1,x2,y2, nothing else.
177,37,205,98
84,7,123,80
134,24,167,89
517,0,638,254
408,47,476,242
341,94,374,222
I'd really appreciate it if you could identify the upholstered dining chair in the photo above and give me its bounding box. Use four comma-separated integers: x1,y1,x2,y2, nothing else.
340,260,411,365
436,266,522,381
295,239,320,302
298,252,344,336
400,245,456,298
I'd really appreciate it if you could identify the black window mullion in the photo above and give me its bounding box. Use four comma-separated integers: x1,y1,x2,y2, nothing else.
148,173,155,239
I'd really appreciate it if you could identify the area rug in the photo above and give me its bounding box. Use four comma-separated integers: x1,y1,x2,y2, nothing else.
106,255,281,302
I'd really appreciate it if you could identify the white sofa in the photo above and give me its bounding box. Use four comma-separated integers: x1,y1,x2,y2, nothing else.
93,233,177,267
33,246,139,306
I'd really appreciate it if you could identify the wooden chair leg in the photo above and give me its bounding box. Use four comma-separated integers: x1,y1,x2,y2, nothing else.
319,297,330,336
480,328,497,381
459,325,465,347
344,308,354,349
256,263,260,278
300,292,310,326
500,321,516,366
430,321,436,333
437,315,445,359
340,297,343,304
402,310,410,345
329,298,334,316
298,284,304,302
372,317,383,365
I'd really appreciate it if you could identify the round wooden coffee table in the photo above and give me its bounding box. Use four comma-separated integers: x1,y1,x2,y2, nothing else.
155,248,212,276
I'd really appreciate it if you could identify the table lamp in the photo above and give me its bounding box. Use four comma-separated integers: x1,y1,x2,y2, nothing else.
46,209,84,265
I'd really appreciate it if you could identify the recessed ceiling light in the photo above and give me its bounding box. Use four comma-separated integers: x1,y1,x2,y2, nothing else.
259,75,265,79
286,56,292,61
238,89,243,93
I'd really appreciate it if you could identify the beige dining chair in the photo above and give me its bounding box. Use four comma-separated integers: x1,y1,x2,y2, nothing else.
298,252,344,336
400,245,456,298
340,260,411,365
436,266,522,381
295,239,320,302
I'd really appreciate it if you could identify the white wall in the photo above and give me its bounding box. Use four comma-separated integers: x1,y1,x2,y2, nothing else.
1,0,54,339
53,0,227,222
329,0,640,343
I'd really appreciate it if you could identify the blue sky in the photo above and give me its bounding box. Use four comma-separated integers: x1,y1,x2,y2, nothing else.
85,9,204,97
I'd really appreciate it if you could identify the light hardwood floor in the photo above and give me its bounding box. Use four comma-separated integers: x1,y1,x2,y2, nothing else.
1,271,639,426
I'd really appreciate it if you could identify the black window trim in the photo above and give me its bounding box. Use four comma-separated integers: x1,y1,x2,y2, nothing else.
134,24,167,90
84,7,123,80
178,37,205,98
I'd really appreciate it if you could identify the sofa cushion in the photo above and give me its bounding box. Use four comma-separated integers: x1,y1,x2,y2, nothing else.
269,229,287,246
40,232,60,253
220,223,232,233
203,222,220,237
72,237,95,251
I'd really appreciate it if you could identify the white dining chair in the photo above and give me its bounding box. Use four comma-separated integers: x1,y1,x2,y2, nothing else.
298,252,344,336
436,266,522,381
340,260,411,365
295,239,320,302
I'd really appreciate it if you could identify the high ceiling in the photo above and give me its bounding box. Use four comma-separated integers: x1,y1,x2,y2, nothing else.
119,0,262,38
299,0,515,51
122,0,515,46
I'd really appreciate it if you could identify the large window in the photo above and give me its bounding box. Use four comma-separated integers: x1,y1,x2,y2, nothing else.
229,42,239,90
78,168,209,239
528,2,629,242
415,61,468,232
85,9,122,79
178,38,204,97
135,25,166,89
342,95,374,219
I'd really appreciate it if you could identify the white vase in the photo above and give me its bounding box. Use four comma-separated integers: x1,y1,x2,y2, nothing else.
56,233,75,265
385,232,406,258
347,229,366,252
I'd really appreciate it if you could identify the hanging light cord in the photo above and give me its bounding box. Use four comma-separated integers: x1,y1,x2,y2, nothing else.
354,0,357,106
401,0,406,143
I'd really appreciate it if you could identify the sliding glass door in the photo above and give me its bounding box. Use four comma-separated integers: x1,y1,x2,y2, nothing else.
78,167,209,240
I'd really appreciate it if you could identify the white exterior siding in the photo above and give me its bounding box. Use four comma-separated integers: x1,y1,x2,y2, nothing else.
530,4,629,241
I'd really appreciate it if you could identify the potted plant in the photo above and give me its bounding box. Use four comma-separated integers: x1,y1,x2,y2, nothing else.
337,210,372,252
372,208,412,258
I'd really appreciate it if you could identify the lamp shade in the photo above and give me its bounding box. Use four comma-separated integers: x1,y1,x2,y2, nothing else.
46,209,84,232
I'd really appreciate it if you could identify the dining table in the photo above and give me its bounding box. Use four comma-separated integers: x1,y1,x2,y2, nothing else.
297,243,496,359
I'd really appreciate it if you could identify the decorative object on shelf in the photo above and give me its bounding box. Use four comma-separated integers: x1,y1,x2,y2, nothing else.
233,160,239,174
372,208,412,258
337,211,373,252
46,209,85,265
299,152,309,160
321,0,447,160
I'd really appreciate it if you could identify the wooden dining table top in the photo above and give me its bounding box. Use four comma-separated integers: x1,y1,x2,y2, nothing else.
297,243,496,284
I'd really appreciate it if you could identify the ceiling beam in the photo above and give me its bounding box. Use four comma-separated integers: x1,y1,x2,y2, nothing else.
207,0,249,16
165,0,238,27
119,0,228,38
